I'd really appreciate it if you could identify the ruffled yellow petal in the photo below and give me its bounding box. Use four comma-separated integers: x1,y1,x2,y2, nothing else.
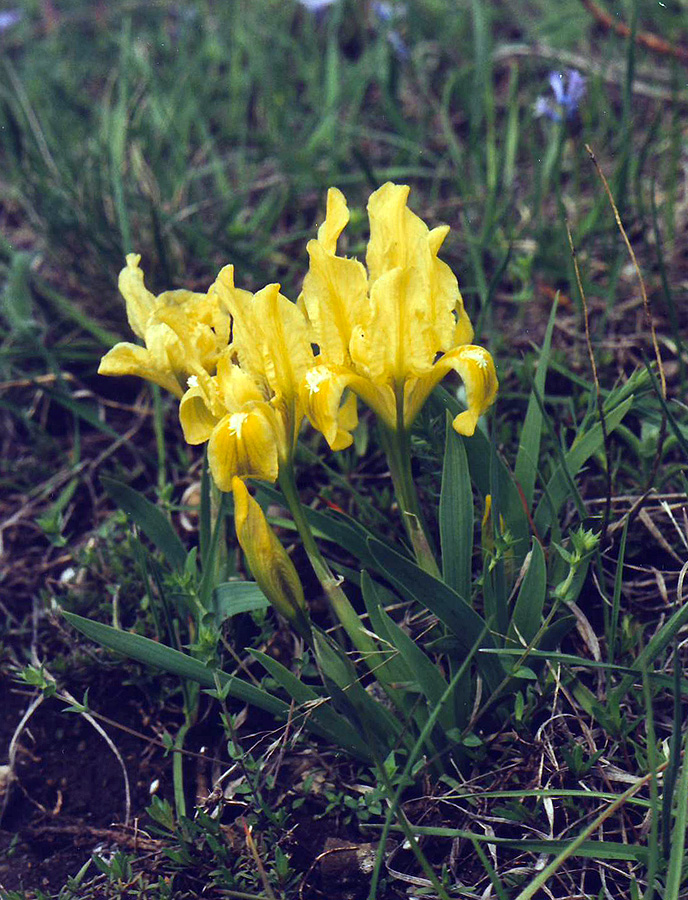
208,406,279,488
118,254,154,339
316,187,350,254
109,254,230,396
366,183,420,284
232,477,310,639
212,265,265,379
338,390,358,435
213,268,314,403
405,344,498,434
155,291,230,374
301,365,356,450
143,319,200,389
179,374,223,444
253,283,314,401
300,240,368,367
299,188,369,367
216,355,266,410
301,363,396,448
350,267,435,382
453,297,474,347
98,342,183,397
366,183,468,354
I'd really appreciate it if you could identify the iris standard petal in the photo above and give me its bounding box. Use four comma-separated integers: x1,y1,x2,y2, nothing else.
143,319,198,388
300,239,368,367
316,186,350,254
350,267,435,382
155,295,230,375
214,269,314,403
118,254,154,339
106,255,230,397
367,184,474,356
208,406,280,488
366,183,424,284
299,187,369,367
215,355,267,411
212,265,266,386
253,283,314,402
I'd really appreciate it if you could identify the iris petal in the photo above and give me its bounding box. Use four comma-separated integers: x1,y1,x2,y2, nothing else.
208,406,279,488
299,188,369,367
118,254,154,339
179,376,222,444
405,345,498,435
98,342,184,397
301,363,396,448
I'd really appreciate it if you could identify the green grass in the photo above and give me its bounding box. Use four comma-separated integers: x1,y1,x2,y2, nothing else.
1,1,688,898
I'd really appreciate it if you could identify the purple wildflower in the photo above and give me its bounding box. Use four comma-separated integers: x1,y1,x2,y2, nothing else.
535,69,586,123
372,1,408,59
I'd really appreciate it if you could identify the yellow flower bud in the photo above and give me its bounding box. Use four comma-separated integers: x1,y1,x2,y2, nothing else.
232,478,311,641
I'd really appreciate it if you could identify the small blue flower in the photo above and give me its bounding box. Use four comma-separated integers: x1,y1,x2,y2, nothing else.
372,1,397,21
0,9,22,32
372,1,408,59
295,0,338,12
535,69,586,123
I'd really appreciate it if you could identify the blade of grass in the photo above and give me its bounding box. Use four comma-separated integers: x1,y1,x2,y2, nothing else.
367,625,488,900
650,180,684,383
642,668,660,900
311,629,409,757
514,294,559,511
533,394,633,537
439,412,473,600
378,825,648,864
432,386,531,567
507,538,546,649
665,729,688,900
607,515,629,667
366,537,504,692
610,583,688,707
110,20,132,253
62,611,367,753
198,492,230,610
212,582,270,626
251,649,372,761
662,640,683,859
100,476,187,572
361,572,457,733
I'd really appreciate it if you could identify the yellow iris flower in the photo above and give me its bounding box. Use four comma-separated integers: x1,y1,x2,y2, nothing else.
98,254,230,398
179,266,314,489
298,183,498,446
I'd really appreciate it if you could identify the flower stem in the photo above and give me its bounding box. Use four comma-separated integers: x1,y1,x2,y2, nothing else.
378,409,440,578
278,463,377,657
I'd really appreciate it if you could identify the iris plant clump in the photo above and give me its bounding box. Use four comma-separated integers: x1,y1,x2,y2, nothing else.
99,182,497,637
